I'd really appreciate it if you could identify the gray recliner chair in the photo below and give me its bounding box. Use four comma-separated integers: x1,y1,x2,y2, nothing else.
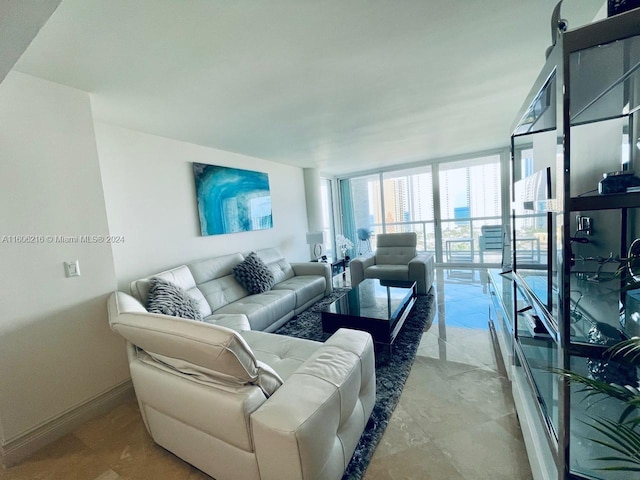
349,232,434,295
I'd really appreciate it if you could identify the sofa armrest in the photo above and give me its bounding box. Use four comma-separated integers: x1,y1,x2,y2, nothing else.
348,253,376,287
251,328,375,480
408,253,434,295
109,291,251,332
108,291,261,372
290,261,333,296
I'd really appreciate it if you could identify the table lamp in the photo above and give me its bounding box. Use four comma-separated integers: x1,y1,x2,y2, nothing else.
306,231,325,260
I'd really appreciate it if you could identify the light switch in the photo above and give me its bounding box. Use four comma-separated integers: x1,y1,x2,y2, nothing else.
64,260,81,277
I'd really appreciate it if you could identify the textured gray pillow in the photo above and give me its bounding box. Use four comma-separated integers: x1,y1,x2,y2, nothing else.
233,252,275,294
146,277,203,320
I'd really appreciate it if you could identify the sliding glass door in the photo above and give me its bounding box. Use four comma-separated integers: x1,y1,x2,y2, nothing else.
439,155,502,265
381,166,435,254
341,173,381,255
339,152,505,266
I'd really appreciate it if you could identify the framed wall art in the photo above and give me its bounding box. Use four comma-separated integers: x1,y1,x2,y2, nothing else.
193,163,273,236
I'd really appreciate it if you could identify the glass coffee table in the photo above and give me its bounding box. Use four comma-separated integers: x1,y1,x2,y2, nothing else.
321,279,417,353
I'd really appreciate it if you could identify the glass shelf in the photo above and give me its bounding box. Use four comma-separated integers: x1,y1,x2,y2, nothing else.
570,191,640,210
513,72,557,136
570,35,640,126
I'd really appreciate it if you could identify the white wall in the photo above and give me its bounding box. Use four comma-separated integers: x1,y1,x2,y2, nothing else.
94,122,310,290
0,69,311,458
0,72,129,446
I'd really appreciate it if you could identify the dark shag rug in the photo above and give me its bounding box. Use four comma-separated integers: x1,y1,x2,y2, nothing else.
274,288,435,480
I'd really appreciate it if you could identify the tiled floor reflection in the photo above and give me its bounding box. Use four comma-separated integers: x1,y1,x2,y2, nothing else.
364,268,532,479
1,268,532,480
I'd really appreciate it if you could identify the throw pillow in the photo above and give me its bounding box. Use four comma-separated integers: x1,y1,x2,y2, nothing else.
232,252,275,294
146,277,203,320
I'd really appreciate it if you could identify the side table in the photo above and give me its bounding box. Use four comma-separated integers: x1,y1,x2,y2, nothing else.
312,257,351,288
312,257,347,276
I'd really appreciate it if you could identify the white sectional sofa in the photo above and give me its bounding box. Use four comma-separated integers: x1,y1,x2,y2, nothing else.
107,247,376,480
127,247,333,333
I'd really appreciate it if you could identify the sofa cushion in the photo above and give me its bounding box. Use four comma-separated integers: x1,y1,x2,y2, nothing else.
241,330,321,381
216,289,296,331
188,252,244,284
255,248,295,284
131,265,212,318
271,275,326,310
364,264,410,281
198,275,249,312
232,252,275,294
374,232,418,265
146,277,203,320
202,313,252,332
375,246,417,265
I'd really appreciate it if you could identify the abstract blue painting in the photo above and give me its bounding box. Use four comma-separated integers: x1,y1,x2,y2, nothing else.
193,163,273,236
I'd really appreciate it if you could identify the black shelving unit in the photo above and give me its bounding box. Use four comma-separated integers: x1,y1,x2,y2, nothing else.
507,8,640,480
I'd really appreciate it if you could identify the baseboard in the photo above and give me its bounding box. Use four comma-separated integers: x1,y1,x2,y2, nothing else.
512,370,557,480
0,379,134,467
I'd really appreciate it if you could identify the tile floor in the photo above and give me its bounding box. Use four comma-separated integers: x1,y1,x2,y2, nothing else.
0,268,533,480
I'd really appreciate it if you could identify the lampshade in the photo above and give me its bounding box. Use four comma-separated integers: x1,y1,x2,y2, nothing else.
306,231,325,245
306,231,325,259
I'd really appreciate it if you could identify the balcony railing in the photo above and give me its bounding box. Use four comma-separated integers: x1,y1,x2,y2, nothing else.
359,215,542,266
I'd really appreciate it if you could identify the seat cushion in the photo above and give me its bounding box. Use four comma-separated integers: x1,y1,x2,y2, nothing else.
365,264,410,281
272,275,326,309
241,330,321,381
215,289,296,331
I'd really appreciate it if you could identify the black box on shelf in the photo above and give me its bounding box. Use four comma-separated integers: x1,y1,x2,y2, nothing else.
608,0,640,16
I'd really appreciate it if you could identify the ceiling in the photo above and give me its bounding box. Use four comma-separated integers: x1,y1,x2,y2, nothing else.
12,0,605,176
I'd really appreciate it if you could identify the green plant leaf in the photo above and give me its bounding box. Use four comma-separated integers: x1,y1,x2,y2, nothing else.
583,417,640,469
608,337,640,364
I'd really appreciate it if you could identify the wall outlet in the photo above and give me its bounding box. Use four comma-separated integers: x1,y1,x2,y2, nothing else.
64,260,80,277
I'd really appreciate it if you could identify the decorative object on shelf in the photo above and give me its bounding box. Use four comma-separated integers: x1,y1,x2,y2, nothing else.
587,321,638,386
598,170,640,194
628,238,640,282
576,214,592,236
608,0,640,17
193,163,273,236
336,234,354,259
305,231,325,260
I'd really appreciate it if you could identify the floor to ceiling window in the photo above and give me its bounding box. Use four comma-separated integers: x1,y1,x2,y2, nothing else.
381,166,435,253
438,155,503,265
339,152,506,266
340,173,381,257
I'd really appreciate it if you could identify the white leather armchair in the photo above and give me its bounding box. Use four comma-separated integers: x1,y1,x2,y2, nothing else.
349,232,434,294
107,291,375,480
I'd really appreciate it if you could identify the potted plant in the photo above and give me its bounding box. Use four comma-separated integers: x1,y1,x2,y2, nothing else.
557,336,640,472
335,234,354,261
